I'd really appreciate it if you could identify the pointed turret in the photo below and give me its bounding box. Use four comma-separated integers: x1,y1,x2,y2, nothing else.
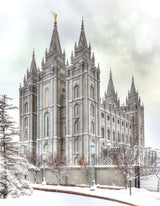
105,70,119,107
49,21,62,54
30,49,37,72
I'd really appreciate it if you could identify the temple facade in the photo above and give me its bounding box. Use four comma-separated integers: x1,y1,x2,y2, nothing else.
19,19,145,166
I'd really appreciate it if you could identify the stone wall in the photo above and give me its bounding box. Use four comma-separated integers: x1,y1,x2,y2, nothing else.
29,166,135,187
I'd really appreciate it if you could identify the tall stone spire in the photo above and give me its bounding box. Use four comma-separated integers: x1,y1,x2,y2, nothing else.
107,70,115,96
105,70,119,106
49,21,62,54
78,18,87,48
130,75,136,95
74,18,91,60
126,76,139,106
30,49,37,71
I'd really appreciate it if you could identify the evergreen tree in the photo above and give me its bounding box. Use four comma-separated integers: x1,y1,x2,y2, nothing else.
0,95,33,199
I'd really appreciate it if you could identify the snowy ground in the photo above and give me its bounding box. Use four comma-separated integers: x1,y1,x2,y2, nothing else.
141,175,159,191
0,190,126,206
0,184,160,206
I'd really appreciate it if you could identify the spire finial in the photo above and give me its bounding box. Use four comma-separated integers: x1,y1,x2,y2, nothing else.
32,48,35,59
81,17,84,29
110,68,112,76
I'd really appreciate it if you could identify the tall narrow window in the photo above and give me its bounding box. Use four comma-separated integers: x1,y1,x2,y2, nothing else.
91,104,94,117
118,132,120,142
24,117,28,141
74,104,79,117
113,131,115,141
126,135,129,143
45,88,49,106
122,134,124,142
24,103,28,113
74,121,80,134
74,86,79,98
90,86,94,99
44,113,49,138
101,128,104,138
107,129,110,140
74,140,79,153
24,117,28,128
74,157,78,165
91,122,95,134
44,144,49,157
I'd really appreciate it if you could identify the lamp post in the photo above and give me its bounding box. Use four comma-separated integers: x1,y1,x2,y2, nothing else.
90,142,95,191
42,151,46,186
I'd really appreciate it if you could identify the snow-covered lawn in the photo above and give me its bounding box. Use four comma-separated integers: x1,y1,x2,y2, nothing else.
0,184,160,206
141,175,159,191
0,190,126,206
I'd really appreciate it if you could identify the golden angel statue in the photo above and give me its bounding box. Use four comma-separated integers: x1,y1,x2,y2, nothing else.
51,11,57,22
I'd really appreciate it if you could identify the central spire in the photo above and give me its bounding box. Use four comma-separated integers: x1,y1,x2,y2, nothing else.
30,49,37,71
105,70,120,107
107,70,115,96
49,19,62,54
130,75,136,94
78,18,87,48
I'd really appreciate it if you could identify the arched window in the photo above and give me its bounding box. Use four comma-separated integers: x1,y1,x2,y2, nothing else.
90,104,94,117
24,103,28,113
107,129,110,140
90,86,94,99
91,122,95,134
118,132,120,142
74,140,79,153
107,115,110,121
24,117,28,141
74,85,79,98
24,117,28,128
101,128,104,138
122,134,124,142
44,113,49,138
74,121,80,134
74,104,79,117
74,157,78,165
45,88,49,106
113,131,115,141
44,144,49,157
126,135,129,143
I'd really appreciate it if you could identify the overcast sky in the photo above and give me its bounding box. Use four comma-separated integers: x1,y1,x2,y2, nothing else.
0,0,160,148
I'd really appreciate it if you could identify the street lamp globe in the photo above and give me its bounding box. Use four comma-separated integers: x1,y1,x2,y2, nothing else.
91,143,95,156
